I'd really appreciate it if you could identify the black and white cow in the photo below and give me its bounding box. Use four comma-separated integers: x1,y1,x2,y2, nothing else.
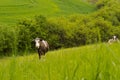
33,37,49,59
108,36,119,44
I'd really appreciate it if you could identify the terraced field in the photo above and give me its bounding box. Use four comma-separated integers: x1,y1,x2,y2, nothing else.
0,0,96,24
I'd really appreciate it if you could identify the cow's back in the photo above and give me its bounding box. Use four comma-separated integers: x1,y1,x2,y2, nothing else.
39,40,49,52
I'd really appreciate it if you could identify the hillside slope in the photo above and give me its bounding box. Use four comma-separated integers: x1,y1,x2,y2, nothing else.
0,43,120,80
0,0,96,24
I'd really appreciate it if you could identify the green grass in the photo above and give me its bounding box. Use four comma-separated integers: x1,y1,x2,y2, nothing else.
0,43,120,80
0,0,96,24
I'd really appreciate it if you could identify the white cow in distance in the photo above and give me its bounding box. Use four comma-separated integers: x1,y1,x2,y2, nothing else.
108,36,120,44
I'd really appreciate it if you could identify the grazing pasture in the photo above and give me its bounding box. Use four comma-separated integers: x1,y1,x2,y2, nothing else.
0,43,120,80
0,0,96,24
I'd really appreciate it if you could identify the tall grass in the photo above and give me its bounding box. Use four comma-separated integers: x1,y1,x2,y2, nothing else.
0,43,120,80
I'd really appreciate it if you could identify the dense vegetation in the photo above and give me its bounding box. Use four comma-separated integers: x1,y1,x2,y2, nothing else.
0,0,120,56
0,43,120,80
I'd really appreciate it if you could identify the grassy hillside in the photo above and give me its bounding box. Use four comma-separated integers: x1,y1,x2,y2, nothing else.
0,43,120,80
0,0,96,24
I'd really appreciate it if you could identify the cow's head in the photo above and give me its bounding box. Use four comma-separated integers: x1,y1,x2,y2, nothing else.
33,37,42,48
113,35,117,40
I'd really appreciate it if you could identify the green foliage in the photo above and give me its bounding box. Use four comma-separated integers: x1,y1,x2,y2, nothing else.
95,0,120,26
17,19,33,51
0,25,18,56
16,14,115,51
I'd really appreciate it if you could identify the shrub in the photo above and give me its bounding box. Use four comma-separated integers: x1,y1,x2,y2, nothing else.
0,25,18,56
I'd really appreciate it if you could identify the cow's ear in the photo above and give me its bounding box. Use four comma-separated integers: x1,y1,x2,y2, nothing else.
39,38,43,41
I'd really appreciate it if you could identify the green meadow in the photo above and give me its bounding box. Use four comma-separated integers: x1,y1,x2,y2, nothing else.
0,0,96,24
0,43,120,80
0,0,120,80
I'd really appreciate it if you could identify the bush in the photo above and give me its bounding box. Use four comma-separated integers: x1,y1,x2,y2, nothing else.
0,25,19,56
16,13,120,53
95,0,120,26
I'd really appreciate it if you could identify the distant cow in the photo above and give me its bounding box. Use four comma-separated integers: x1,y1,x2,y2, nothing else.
33,37,49,59
108,36,119,44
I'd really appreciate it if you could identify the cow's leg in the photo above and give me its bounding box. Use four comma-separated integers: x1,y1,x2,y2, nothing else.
41,51,46,61
38,53,41,59
38,49,41,59
42,50,46,55
42,50,45,55
40,49,45,55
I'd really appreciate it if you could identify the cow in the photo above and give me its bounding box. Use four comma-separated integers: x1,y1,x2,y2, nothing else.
33,37,49,59
108,35,119,44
